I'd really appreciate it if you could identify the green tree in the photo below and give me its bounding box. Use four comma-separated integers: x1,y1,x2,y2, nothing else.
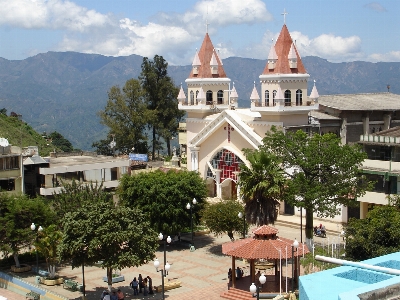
49,131,74,152
34,224,62,278
97,79,148,154
262,127,370,243
0,194,55,268
345,205,400,261
201,199,248,240
58,201,158,290
51,180,112,224
0,108,6,115
239,149,286,226
118,170,207,234
139,55,183,158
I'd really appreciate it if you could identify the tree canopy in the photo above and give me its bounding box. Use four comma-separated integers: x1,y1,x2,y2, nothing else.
49,131,74,152
345,205,400,261
262,127,370,242
58,201,158,289
201,199,248,240
118,170,207,235
97,79,149,154
0,194,55,267
239,149,285,226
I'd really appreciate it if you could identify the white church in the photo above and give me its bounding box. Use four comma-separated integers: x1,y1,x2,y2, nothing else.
177,22,319,215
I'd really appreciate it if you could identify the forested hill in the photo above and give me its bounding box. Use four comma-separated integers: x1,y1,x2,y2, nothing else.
0,51,399,150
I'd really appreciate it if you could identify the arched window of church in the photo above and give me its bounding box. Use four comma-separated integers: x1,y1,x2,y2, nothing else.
273,90,277,106
196,90,199,104
296,89,302,106
206,90,213,105
264,90,269,106
284,90,291,106
217,90,223,104
190,91,194,105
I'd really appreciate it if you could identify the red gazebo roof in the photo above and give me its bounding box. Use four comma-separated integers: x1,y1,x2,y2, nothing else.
222,225,309,260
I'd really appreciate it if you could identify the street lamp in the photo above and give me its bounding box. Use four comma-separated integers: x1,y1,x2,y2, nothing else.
186,198,197,245
249,273,266,300
30,223,43,274
158,233,172,272
238,211,246,239
291,239,299,292
154,258,171,300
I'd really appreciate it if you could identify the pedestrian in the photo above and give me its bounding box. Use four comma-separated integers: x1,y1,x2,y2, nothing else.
100,289,108,300
147,276,153,294
110,290,118,300
130,277,139,295
138,274,143,294
103,291,111,300
117,289,124,300
228,268,232,281
143,277,148,296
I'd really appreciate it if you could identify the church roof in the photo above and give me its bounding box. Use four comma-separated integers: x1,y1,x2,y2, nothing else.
250,83,260,100
188,33,227,78
262,25,307,75
177,85,186,100
310,81,320,99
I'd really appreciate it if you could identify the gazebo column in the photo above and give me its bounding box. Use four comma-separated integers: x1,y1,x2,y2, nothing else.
251,259,255,283
275,259,278,276
232,256,236,288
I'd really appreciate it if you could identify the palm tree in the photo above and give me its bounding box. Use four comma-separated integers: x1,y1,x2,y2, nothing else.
239,149,286,225
35,224,62,278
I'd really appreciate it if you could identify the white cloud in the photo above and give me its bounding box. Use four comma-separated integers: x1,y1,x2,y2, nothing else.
0,0,111,31
369,51,400,62
364,2,387,12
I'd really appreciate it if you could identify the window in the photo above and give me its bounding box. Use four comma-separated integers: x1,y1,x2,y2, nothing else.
195,90,199,104
206,90,213,105
190,91,194,105
0,179,15,191
0,156,19,171
217,90,223,104
296,89,302,106
273,90,277,106
265,90,269,106
284,90,291,106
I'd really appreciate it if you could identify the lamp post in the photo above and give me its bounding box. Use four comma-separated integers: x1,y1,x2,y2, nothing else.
249,273,266,300
158,233,172,271
238,211,246,239
30,223,43,274
154,258,171,300
186,198,197,245
291,239,299,292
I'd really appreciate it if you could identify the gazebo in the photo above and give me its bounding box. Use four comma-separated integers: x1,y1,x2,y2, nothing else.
222,225,309,292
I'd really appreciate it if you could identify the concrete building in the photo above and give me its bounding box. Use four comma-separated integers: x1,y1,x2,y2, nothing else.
0,140,23,194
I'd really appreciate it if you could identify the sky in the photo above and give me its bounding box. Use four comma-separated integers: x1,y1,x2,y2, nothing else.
0,0,399,65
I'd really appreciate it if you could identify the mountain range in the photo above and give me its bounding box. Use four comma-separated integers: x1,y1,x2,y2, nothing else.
0,51,399,150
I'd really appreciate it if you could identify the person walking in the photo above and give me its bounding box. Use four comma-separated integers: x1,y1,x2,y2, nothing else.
143,277,148,296
130,277,139,295
147,276,153,294
110,290,118,300
138,274,143,294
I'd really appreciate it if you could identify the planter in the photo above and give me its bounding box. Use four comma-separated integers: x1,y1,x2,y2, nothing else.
102,275,125,283
164,161,172,166
11,264,31,273
40,277,64,286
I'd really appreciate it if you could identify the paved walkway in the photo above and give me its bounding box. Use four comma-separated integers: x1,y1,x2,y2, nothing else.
1,214,343,300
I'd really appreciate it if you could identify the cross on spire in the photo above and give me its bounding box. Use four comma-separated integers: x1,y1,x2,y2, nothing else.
206,19,210,33
281,8,288,24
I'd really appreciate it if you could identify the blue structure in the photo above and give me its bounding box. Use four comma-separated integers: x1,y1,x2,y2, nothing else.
300,252,400,300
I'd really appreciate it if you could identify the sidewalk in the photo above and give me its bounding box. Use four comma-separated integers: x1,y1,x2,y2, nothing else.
276,214,345,234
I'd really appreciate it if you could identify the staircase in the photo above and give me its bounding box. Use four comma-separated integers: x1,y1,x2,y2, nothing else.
220,288,254,300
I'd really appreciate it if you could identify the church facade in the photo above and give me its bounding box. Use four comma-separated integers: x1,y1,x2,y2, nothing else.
177,24,319,207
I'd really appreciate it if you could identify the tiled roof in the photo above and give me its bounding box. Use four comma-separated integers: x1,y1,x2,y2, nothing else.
262,25,307,75
310,111,340,120
319,93,400,111
222,235,308,260
252,225,279,235
374,126,400,137
188,33,227,78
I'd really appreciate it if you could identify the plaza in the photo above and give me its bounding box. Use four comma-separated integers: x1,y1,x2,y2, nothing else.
0,215,342,300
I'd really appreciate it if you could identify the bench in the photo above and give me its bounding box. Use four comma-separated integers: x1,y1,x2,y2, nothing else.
26,290,40,300
63,279,79,291
154,280,181,292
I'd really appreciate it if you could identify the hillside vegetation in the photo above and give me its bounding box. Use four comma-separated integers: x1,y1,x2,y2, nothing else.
0,112,55,156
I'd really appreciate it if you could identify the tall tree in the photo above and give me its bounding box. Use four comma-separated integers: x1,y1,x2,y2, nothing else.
98,79,148,154
0,194,55,268
139,55,183,158
59,201,158,291
118,169,207,235
262,127,370,244
49,131,74,152
238,149,285,226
